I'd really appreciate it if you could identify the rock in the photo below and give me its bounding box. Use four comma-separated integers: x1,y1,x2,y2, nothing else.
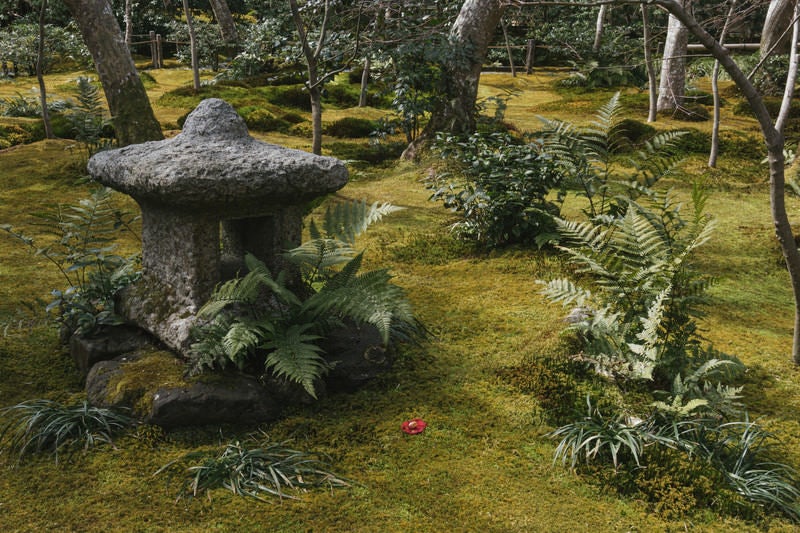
148,376,282,428
70,325,152,377
85,348,310,429
322,323,392,392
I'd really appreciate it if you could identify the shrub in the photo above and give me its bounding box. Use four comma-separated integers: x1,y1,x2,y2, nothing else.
242,108,290,132
674,128,711,154
326,141,405,165
670,103,710,122
280,111,306,124
608,118,656,152
323,83,360,107
427,131,564,248
324,117,377,138
268,85,311,111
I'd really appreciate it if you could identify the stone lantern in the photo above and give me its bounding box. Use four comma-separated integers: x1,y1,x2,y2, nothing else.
87,98,348,354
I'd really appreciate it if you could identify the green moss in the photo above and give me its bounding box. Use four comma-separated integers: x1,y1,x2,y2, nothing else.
103,348,188,415
1,68,800,531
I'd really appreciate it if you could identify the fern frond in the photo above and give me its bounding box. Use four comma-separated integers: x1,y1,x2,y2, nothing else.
261,323,328,398
321,199,403,244
537,278,593,309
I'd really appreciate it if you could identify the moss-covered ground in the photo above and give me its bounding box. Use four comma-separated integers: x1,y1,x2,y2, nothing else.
1,68,800,531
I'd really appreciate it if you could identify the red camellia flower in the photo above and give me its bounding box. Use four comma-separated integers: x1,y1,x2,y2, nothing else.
401,418,427,435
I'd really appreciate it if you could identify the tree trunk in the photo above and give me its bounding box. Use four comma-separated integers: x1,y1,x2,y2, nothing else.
640,0,800,363
593,4,608,54
310,85,323,155
182,0,201,92
208,0,238,44
657,4,690,113
289,0,327,155
418,0,506,143
62,0,163,146
761,0,795,56
501,18,516,77
709,0,737,168
36,0,53,139
359,56,370,107
642,5,657,122
124,0,132,47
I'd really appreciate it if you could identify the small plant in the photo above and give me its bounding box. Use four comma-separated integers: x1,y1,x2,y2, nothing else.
539,185,718,386
155,437,350,502
550,396,648,469
549,407,800,521
67,77,113,156
538,92,685,218
1,187,140,338
427,131,563,248
0,92,41,117
0,399,133,464
189,199,423,397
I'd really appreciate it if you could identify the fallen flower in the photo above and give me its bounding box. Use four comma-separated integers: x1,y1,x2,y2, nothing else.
402,418,427,435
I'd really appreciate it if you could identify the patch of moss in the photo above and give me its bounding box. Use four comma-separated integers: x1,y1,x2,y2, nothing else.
104,348,188,416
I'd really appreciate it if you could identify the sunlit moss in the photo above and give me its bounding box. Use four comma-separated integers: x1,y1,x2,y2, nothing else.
0,67,797,530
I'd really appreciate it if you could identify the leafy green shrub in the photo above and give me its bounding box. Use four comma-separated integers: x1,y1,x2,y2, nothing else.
268,85,311,111
280,111,306,124
427,131,563,248
1,187,140,339
326,141,405,165
324,117,377,138
242,108,291,132
673,128,711,154
155,437,350,501
323,83,360,107
188,200,423,398
0,400,132,463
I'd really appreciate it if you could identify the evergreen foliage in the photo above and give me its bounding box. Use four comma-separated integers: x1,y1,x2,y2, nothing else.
428,131,563,248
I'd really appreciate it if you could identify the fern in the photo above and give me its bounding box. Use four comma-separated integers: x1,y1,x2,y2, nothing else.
539,92,685,218
189,199,422,397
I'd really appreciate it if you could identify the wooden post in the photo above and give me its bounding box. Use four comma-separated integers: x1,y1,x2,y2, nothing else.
149,31,157,68
156,34,163,68
525,39,535,74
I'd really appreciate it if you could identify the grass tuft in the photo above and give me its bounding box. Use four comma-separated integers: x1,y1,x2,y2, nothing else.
0,399,133,464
